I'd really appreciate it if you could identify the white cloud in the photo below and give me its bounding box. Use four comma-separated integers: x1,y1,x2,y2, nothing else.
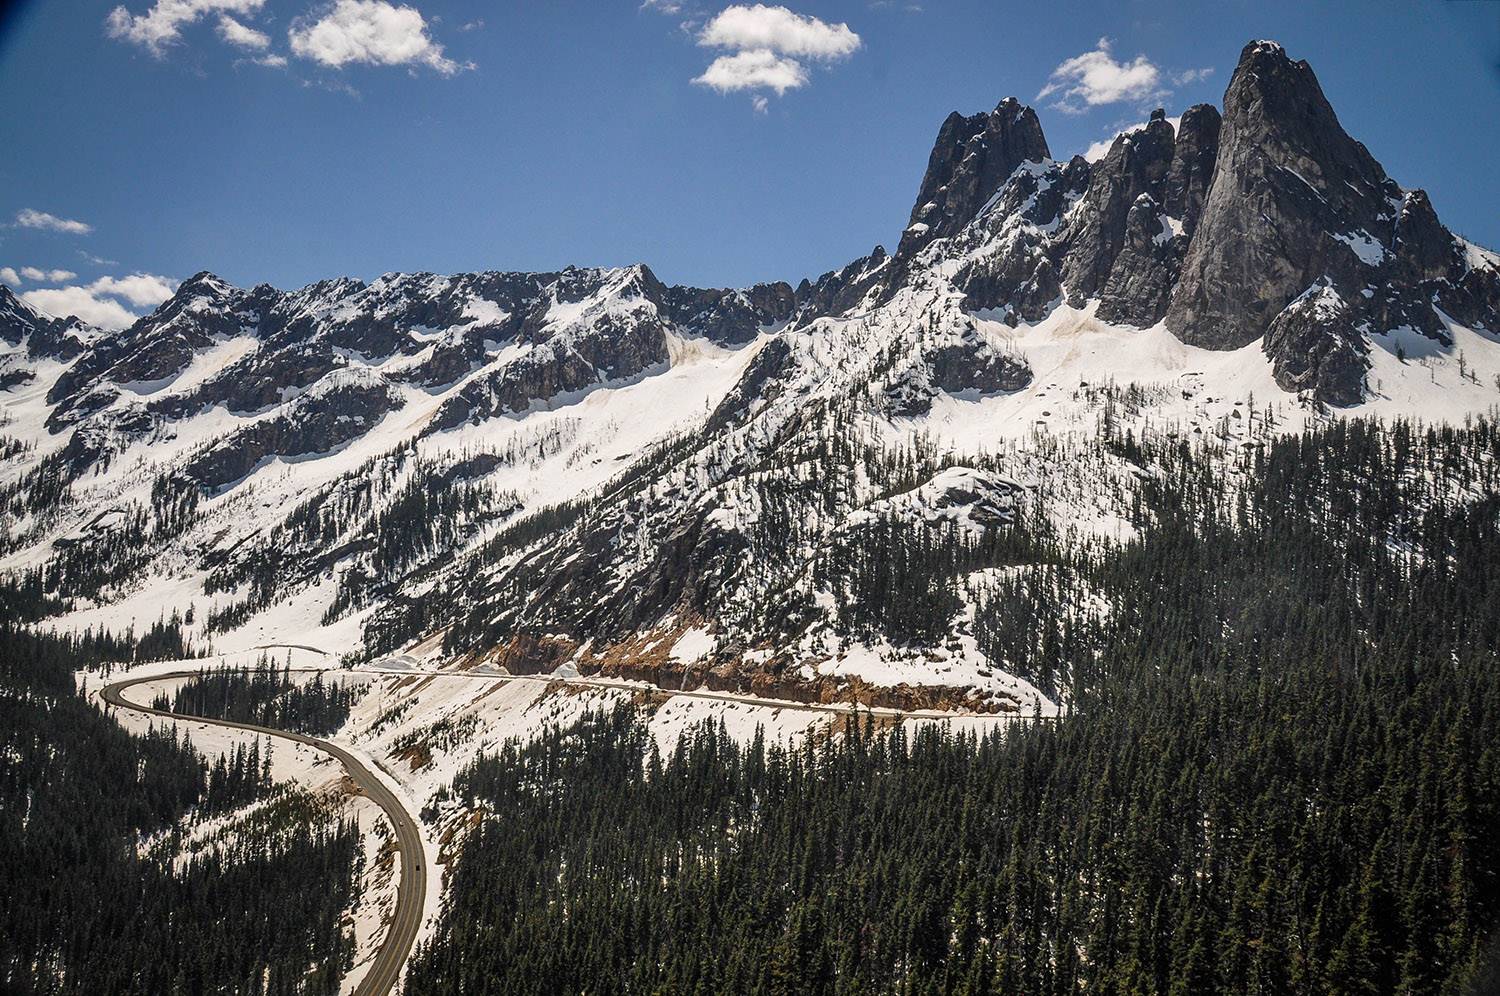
289,0,464,75
253,53,289,67
79,251,120,266
1038,38,1165,114
689,4,859,104
90,273,178,307
0,267,19,286
17,271,178,330
21,287,140,329
1173,67,1214,86
217,14,269,49
15,209,94,235
19,266,78,282
106,0,265,55
640,0,685,13
751,94,768,114
694,49,807,94
1082,114,1182,162
698,4,860,60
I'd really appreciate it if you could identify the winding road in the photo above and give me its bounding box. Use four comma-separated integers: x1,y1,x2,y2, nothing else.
97,659,1052,994
356,662,1058,722
100,670,426,996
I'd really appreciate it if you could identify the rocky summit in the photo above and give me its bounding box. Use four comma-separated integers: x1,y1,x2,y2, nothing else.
3,39,1499,711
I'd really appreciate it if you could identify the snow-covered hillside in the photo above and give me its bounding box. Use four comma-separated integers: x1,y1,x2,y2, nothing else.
6,39,1500,717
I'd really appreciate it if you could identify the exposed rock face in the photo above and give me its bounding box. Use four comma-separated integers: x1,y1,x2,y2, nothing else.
1092,194,1186,327
898,97,1050,257
952,157,1088,324
926,335,1031,397
185,379,402,492
1165,41,1404,349
1157,41,1500,403
50,272,269,428
426,267,675,432
1062,111,1178,305
795,247,893,319
0,287,102,389
705,335,793,435
1,286,101,360
1163,104,1222,236
1263,283,1368,406
0,286,42,347
1092,105,1222,327
17,260,816,477
664,281,797,344
426,315,669,432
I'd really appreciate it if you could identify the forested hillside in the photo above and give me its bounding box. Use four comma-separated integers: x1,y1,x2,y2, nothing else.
409,417,1500,995
0,628,363,995
154,660,365,736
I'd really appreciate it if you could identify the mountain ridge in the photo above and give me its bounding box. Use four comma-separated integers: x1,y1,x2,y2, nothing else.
3,39,1500,712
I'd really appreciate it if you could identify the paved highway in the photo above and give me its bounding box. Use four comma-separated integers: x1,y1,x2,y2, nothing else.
353,664,1056,721
95,660,1049,992
100,670,425,996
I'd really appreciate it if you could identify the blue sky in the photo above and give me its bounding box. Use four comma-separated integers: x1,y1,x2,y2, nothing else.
0,0,1496,326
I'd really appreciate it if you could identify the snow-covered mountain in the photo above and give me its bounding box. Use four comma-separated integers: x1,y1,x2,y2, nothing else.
5,40,1499,714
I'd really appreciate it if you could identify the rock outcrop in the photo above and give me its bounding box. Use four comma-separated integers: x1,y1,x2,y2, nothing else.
1093,105,1221,327
1062,109,1178,307
898,97,1050,257
1262,283,1368,405
1156,41,1500,403
1165,41,1403,351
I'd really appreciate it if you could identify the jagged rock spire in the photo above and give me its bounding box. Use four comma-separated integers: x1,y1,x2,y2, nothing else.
898,97,1050,257
1164,40,1402,349
1061,109,1177,307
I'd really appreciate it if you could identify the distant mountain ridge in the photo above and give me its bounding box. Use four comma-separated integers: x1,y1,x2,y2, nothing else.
3,40,1499,709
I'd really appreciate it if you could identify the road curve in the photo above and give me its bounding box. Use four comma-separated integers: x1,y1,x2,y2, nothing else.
100,670,425,996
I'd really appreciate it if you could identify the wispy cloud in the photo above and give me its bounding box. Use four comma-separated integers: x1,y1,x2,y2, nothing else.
1038,38,1166,114
0,267,19,286
15,209,94,235
289,0,468,75
1173,67,1214,86
216,13,270,49
106,0,266,56
690,4,860,108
